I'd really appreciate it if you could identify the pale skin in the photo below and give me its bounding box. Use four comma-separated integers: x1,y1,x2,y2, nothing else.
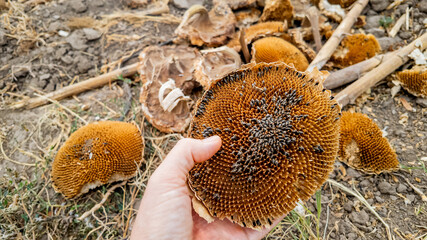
130,136,284,240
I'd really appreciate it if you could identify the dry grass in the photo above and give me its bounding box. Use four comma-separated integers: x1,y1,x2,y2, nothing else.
0,0,47,52
0,85,183,239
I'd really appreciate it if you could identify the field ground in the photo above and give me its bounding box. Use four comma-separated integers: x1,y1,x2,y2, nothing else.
0,0,426,239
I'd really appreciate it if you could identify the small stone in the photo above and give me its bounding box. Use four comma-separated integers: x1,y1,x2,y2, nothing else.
350,210,369,225
0,29,6,46
364,15,382,29
66,30,88,50
83,28,102,41
378,181,394,194
367,199,374,205
390,195,397,201
61,55,73,65
415,98,427,108
399,31,412,40
360,180,370,188
377,37,402,50
39,73,51,81
366,28,385,38
346,168,361,178
397,183,407,193
407,194,416,202
48,22,68,32
69,0,87,13
375,196,384,203
344,201,353,212
419,1,427,13
394,129,406,137
347,233,357,240
370,0,389,12
14,68,29,78
75,55,92,73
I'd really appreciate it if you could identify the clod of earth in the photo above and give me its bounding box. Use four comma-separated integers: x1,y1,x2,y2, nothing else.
51,121,144,199
187,62,341,230
331,33,381,68
396,65,427,98
251,37,309,71
138,45,201,133
174,2,236,47
338,112,400,174
194,46,242,89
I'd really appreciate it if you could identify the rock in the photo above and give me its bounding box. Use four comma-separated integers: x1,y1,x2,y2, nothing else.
399,31,412,40
39,74,51,81
344,201,353,212
61,55,73,65
394,129,406,137
407,194,416,202
347,168,362,178
350,210,369,225
377,37,402,51
390,195,397,201
367,199,374,205
66,31,88,50
366,28,385,38
360,180,370,188
416,98,427,108
69,0,87,13
375,196,384,203
55,48,67,59
83,28,102,41
75,55,92,73
419,1,427,13
370,0,388,12
0,29,7,45
173,0,203,9
364,15,382,29
14,68,29,78
397,183,407,193
347,233,357,240
378,181,394,194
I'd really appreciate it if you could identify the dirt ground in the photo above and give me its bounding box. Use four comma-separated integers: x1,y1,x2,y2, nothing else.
0,0,426,239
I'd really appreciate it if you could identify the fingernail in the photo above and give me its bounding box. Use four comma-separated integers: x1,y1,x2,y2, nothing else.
202,135,221,143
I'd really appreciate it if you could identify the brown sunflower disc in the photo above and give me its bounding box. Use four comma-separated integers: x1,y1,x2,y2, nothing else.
187,62,341,229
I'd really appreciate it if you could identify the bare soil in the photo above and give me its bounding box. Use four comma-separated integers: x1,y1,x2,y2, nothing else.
0,0,426,239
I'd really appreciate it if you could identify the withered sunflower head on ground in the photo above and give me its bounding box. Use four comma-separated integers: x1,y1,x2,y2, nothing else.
51,121,144,199
187,62,341,230
338,112,399,174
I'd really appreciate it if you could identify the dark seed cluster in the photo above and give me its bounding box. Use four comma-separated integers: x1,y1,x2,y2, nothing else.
188,62,341,230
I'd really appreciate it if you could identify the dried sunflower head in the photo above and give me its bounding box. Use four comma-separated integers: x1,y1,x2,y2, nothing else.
188,62,341,229
51,121,143,199
252,37,309,71
338,112,399,174
332,33,381,68
396,65,427,98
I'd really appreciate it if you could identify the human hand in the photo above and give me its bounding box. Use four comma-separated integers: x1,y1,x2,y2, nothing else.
130,136,282,240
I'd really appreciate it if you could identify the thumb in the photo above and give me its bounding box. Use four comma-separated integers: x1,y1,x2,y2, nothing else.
157,136,222,178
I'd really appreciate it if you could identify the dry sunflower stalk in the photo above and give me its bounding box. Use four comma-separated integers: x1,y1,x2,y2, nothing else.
187,62,341,230
51,121,144,199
